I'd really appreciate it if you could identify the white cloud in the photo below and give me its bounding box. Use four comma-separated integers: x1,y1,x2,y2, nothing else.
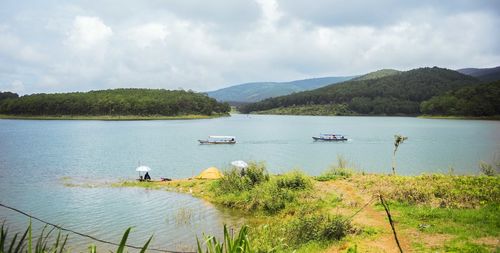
9,80,26,94
127,23,169,48
0,1,498,94
65,16,113,50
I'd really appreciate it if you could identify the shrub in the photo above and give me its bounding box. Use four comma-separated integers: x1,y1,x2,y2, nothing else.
215,162,269,194
479,161,498,176
243,162,270,186
212,166,312,214
287,214,351,246
275,170,312,190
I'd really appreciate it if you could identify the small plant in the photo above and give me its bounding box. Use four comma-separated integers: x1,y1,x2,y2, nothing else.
392,135,408,175
197,225,253,253
479,160,499,176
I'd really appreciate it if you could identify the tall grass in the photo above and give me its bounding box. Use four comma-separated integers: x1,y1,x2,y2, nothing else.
0,222,152,253
316,155,355,181
197,225,252,253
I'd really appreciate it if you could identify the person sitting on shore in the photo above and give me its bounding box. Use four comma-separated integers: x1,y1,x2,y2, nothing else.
144,172,151,181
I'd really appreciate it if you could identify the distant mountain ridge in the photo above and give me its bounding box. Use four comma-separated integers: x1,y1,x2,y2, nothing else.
457,66,500,82
206,76,355,103
239,67,480,115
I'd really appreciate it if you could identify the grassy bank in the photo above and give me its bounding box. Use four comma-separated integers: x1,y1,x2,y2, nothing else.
111,160,500,252
0,114,228,121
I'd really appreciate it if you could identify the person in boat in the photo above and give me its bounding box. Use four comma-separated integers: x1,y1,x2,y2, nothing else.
144,172,151,181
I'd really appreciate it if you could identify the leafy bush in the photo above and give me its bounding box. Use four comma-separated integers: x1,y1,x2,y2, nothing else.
212,165,312,214
287,214,351,245
242,162,270,187
215,162,269,194
275,170,312,190
250,213,352,252
479,161,498,176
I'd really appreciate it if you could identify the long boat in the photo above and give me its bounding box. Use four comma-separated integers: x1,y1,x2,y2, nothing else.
312,133,347,141
198,136,236,144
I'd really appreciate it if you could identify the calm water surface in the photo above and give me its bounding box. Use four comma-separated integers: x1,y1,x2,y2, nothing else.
0,115,499,250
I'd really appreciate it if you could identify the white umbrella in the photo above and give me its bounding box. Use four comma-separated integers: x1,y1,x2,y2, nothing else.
136,165,151,178
136,165,151,172
231,160,248,169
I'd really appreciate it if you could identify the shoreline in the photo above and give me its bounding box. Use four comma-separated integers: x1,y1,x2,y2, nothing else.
109,172,500,252
246,111,500,120
0,114,229,121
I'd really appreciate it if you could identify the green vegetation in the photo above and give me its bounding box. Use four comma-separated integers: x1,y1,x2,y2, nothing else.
353,174,500,208
240,67,479,116
211,163,312,214
255,104,352,116
197,225,252,253
0,91,18,101
0,222,152,253
315,155,355,181
0,89,230,117
351,69,400,81
421,80,500,117
0,114,223,120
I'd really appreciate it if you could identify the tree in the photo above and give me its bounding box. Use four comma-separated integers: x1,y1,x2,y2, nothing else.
392,134,408,175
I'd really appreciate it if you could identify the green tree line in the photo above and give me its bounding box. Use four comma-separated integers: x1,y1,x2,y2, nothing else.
239,67,480,115
0,89,230,116
421,80,500,116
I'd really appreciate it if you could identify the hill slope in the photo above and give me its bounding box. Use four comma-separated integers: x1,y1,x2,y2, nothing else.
0,89,230,116
351,69,400,81
206,76,354,103
457,66,500,82
240,67,479,115
421,80,500,116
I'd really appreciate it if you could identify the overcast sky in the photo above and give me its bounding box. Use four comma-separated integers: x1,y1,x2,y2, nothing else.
1,0,499,94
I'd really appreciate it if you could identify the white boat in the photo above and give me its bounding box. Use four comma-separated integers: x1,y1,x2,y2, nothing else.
198,136,236,144
312,133,347,141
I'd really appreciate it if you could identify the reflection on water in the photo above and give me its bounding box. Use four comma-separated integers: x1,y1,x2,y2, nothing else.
0,115,499,250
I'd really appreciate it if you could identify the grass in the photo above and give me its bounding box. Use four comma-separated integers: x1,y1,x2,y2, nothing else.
0,114,228,121
83,165,500,252
316,155,356,181
352,174,500,208
383,203,499,238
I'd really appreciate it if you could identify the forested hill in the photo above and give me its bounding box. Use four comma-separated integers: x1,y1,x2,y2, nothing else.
421,80,500,116
0,89,230,116
239,67,479,115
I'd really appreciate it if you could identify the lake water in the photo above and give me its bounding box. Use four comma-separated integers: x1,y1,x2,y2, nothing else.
0,115,499,251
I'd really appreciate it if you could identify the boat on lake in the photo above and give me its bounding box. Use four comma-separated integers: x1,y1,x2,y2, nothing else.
198,136,236,144
312,133,347,141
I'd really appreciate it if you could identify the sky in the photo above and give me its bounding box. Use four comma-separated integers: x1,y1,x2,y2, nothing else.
0,0,499,95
